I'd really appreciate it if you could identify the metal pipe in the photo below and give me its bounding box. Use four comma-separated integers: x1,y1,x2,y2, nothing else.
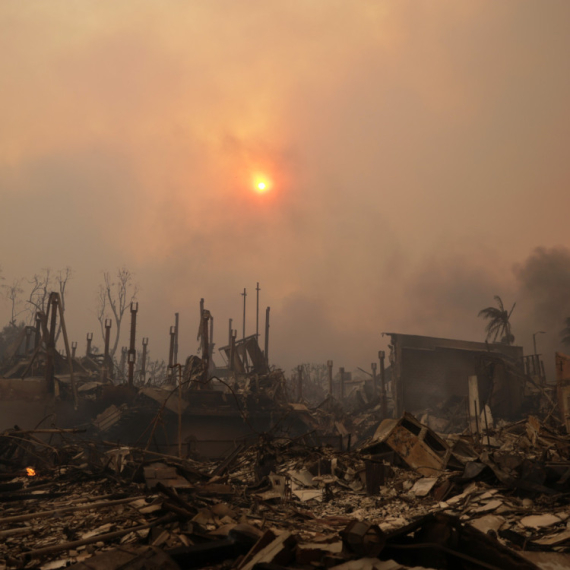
168,325,176,369
210,315,214,362
127,302,138,387
86,332,93,357
241,288,247,341
174,312,179,366
104,318,112,379
229,330,237,376
264,306,270,368
256,282,260,339
177,364,182,458
379,351,387,419
327,360,333,397
141,337,149,384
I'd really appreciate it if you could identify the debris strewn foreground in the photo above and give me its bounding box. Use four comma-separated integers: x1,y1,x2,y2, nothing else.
2,413,570,570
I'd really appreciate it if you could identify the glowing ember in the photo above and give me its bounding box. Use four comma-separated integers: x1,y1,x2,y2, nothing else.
26,467,36,477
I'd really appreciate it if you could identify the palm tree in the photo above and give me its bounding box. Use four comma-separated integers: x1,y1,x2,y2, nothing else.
478,296,516,345
561,317,570,347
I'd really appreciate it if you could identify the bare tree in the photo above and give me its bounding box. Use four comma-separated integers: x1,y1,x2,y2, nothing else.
26,267,72,340
27,268,52,316
146,358,167,385
3,278,25,326
96,267,138,357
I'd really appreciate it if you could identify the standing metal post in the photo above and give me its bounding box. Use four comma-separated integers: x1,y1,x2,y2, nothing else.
178,364,183,458
379,351,387,419
229,330,237,376
228,319,233,371
256,282,260,340
241,288,248,371
209,315,214,362
297,365,303,402
71,342,77,359
168,326,176,381
141,337,149,384
127,302,138,387
241,288,247,341
86,333,93,357
327,360,333,397
104,319,112,379
371,362,378,398
340,367,345,400
264,306,270,368
174,313,179,367
200,310,210,385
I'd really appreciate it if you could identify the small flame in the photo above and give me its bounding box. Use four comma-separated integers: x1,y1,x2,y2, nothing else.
26,467,36,477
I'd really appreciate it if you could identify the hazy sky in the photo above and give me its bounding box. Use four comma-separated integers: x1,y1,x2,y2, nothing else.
1,1,570,372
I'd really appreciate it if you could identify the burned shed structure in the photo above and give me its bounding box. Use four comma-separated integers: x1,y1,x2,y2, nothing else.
385,333,535,424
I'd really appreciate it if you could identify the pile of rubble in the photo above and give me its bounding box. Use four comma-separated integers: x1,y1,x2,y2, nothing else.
1,411,570,570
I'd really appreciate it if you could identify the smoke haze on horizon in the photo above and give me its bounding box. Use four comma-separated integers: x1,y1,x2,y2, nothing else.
1,2,570,373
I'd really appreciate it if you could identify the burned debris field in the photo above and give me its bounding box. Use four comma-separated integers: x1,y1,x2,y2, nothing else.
3,2,570,570
2,291,570,570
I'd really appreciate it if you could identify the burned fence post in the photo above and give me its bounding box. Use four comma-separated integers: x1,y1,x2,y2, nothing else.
86,332,93,357
127,302,138,387
264,306,270,368
327,360,333,397
379,351,387,419
71,341,77,359
371,362,378,398
141,337,148,384
340,367,345,400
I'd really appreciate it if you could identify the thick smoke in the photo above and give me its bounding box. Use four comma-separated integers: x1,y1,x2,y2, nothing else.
514,246,570,375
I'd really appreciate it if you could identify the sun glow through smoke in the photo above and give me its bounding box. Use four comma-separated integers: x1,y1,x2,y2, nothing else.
253,175,271,194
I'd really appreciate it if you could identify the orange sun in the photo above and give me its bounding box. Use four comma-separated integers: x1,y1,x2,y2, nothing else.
253,175,271,194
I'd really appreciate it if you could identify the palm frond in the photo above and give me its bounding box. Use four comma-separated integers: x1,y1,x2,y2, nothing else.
494,295,504,312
